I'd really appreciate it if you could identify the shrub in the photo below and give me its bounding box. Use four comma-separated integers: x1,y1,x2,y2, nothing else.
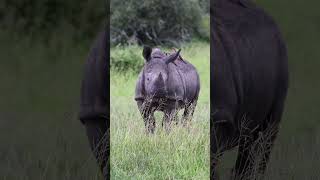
110,0,202,46
198,0,210,14
197,14,210,41
110,45,144,73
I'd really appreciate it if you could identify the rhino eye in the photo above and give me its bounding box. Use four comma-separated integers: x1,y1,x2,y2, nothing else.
147,78,150,81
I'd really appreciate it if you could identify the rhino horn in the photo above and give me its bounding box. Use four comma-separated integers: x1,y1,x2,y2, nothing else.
153,72,166,96
155,72,165,86
164,49,181,64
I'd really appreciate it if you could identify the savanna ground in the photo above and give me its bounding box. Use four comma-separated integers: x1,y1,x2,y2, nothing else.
110,41,210,179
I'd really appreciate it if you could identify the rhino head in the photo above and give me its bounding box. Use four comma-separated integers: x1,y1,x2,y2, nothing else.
142,46,181,99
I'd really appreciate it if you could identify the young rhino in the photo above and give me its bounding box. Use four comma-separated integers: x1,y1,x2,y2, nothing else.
135,47,200,134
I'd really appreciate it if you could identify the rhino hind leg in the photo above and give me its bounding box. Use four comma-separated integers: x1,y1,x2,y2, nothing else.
182,100,197,124
143,109,156,134
172,110,180,125
255,120,279,176
211,109,238,179
84,119,108,179
145,114,156,134
232,126,275,179
233,117,281,179
232,99,285,179
256,99,284,175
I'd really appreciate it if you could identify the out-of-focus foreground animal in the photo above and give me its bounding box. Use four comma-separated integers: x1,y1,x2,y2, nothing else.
211,0,289,179
79,29,109,179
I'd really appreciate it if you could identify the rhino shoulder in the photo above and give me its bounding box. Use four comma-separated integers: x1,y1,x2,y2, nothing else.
135,70,145,101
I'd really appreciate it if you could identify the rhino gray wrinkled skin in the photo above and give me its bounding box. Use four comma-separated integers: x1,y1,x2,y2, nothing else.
135,47,200,133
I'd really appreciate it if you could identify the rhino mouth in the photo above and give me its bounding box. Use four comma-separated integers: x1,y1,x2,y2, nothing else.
145,95,167,102
142,97,184,110
148,92,167,99
144,95,183,103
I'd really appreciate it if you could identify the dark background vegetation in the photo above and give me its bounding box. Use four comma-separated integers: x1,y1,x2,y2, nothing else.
110,0,209,46
110,0,210,77
256,1,320,137
0,0,319,179
0,0,106,41
0,0,107,179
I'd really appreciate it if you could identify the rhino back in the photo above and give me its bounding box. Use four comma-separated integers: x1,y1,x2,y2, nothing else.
167,61,200,103
135,70,145,100
212,0,288,125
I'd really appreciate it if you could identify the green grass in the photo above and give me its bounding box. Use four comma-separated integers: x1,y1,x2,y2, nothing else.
0,30,103,180
110,41,210,179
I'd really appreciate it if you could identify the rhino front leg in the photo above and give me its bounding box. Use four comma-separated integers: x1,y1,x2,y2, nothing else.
145,112,156,134
137,101,156,134
84,119,108,179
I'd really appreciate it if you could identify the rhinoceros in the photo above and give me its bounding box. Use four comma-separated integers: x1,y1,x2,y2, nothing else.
135,47,200,133
211,0,289,179
79,30,109,178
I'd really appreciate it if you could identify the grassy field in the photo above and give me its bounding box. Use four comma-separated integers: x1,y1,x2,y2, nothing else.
1,0,320,179
0,30,103,179
1,36,319,180
110,39,320,180
110,41,210,179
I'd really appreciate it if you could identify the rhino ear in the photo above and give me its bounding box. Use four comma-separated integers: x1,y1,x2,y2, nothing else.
142,46,152,62
164,49,181,64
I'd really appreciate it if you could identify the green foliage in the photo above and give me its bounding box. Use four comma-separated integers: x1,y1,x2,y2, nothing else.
110,0,204,46
111,45,143,74
198,0,210,13
0,0,209,44
197,14,210,41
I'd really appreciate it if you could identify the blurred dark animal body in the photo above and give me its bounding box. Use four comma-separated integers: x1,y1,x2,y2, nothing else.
135,47,200,133
79,30,109,179
211,0,288,179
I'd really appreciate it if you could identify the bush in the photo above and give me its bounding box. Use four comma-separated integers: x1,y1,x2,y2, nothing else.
110,45,144,73
110,0,203,46
197,14,210,41
198,0,210,13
